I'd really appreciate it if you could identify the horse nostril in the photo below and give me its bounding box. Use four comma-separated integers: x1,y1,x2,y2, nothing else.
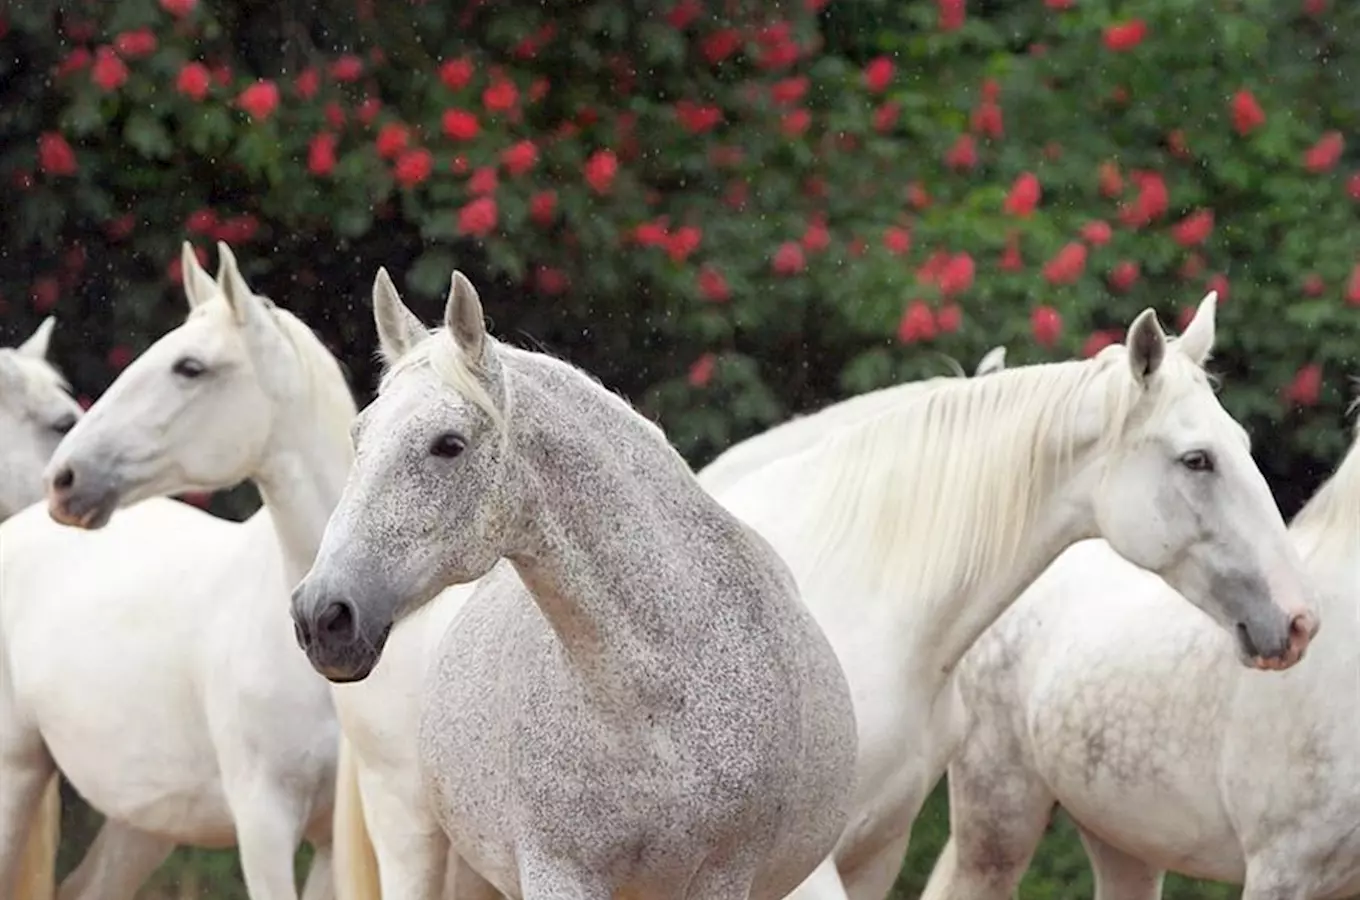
293,617,312,651
51,466,75,492
1235,622,1258,658
317,601,357,643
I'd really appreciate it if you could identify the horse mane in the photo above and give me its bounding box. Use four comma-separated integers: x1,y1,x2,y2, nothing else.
1288,412,1360,560
779,345,1209,604
380,328,505,431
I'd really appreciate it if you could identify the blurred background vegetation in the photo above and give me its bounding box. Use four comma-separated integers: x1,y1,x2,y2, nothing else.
5,0,1357,895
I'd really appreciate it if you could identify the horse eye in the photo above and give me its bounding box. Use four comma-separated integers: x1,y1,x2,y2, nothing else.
51,413,77,435
430,432,467,459
1180,450,1214,473
172,357,207,379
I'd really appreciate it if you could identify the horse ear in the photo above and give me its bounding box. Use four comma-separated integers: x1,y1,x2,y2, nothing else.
444,270,486,363
15,316,56,360
974,345,1006,377
1126,308,1167,385
182,241,216,310
217,242,264,326
372,267,426,366
1175,291,1217,368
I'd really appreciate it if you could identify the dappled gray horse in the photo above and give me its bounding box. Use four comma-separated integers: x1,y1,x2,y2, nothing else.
291,269,859,900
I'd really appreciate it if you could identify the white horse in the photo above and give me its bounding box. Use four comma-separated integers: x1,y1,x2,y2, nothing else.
291,268,862,900
921,410,1360,900
0,243,351,900
697,346,1006,497
0,316,83,900
326,339,1008,900
698,292,1319,900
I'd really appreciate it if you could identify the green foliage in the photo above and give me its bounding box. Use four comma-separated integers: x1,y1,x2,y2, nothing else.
3,0,1359,896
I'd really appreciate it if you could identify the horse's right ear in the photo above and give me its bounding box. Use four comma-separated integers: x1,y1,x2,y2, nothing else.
182,242,217,310
975,346,1007,377
372,267,426,366
1125,308,1167,386
15,316,56,360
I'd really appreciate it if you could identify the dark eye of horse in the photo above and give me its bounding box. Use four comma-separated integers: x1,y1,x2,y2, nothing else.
51,413,77,435
1180,449,1214,473
172,357,207,379
430,432,467,459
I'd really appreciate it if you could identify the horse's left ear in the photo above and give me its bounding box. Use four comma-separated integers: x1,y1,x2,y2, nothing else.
15,316,56,360
217,242,263,327
974,345,1006,377
1175,291,1217,368
1125,308,1167,386
445,270,486,363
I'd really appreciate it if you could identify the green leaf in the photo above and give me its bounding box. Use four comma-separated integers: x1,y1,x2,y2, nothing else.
409,247,457,298
123,112,173,160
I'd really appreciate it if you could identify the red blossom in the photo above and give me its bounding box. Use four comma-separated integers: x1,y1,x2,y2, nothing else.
584,149,619,194
772,76,810,106
1081,220,1113,246
883,227,911,255
897,300,936,343
999,233,1023,272
634,219,669,248
1207,273,1230,303
802,219,831,253
971,99,1003,138
1109,260,1140,292
440,58,474,90
1304,131,1344,173
31,277,60,313
701,29,743,65
1346,264,1360,305
308,132,338,176
781,109,811,137
483,78,518,113
1031,306,1063,347
457,196,498,236
1098,160,1124,198
667,226,703,263
1231,89,1266,135
357,97,382,126
874,102,900,133
938,253,975,297
295,67,320,99
863,57,894,93
114,29,157,58
1284,364,1322,407
665,0,702,29
534,266,569,296
105,214,135,242
1171,209,1214,246
676,101,723,134
330,55,364,82
1103,20,1147,52
469,166,498,195
160,0,197,16
529,191,557,227
937,304,962,334
1082,330,1119,357
688,353,717,388
186,209,217,235
37,133,77,177
1118,171,1169,227
772,242,806,276
212,64,233,86
56,48,92,78
324,103,346,129
945,134,977,170
237,81,280,121
375,122,410,159
107,346,134,371
442,110,479,140
698,266,730,303
177,62,211,100
937,0,965,31
215,215,259,244
91,46,129,91
1042,242,1087,285
502,140,538,176
393,148,433,188
1304,0,1328,16
1004,172,1041,217
906,182,931,210
1302,273,1326,297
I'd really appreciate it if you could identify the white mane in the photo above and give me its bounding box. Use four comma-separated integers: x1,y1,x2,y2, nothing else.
380,328,504,431
776,346,1209,605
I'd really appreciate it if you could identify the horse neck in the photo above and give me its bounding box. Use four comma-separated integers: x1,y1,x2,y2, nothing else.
1289,433,1360,622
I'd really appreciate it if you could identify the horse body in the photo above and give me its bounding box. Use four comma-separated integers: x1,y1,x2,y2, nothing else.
292,270,859,900
924,428,1360,900
700,294,1318,900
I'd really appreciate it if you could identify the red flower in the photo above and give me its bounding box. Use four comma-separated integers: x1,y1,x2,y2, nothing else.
91,46,129,91
883,227,911,255
308,132,338,176
294,68,320,100
1167,130,1190,160
1231,89,1265,135
105,214,135,242
1171,209,1214,247
502,140,538,176
667,226,702,263
1042,242,1087,285
938,253,975,297
440,58,474,90
56,47,92,78
1118,171,1169,227
457,196,498,237
698,266,730,302
688,353,717,388
114,29,157,59
212,64,233,86
177,62,211,101
772,242,806,276
945,134,977,170
1098,160,1124,198
529,191,557,227
1004,172,1041,217
482,79,518,114
1304,131,1344,173
936,304,962,334
863,57,894,93
999,233,1023,272
937,0,965,31
1207,273,1230,303
584,150,618,194
465,166,495,197
1108,260,1140,292
1031,306,1063,346
215,215,259,244
330,55,364,82
358,97,382,126
781,109,811,137
676,101,723,134
771,76,809,106
666,0,702,29
324,102,346,129
160,0,196,16
897,300,936,343
393,148,433,188
1347,264,1360,305
1284,364,1322,407
1082,330,1118,358
874,102,900,133
534,266,569,296
442,109,480,141
701,29,743,65
802,219,830,253
1081,220,1113,246
375,123,409,159
31,277,60,313
1302,273,1326,297
1103,20,1147,52
37,133,77,177
237,81,280,121
971,100,1003,139
186,209,216,235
